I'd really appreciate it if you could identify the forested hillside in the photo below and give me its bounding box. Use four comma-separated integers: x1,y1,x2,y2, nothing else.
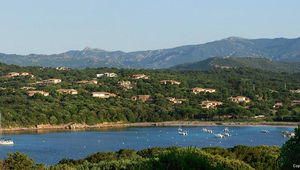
0,63,300,127
172,57,300,73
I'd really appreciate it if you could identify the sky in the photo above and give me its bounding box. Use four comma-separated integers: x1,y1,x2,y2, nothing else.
0,0,300,55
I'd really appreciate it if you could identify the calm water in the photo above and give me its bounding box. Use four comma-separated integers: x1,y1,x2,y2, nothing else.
0,126,295,165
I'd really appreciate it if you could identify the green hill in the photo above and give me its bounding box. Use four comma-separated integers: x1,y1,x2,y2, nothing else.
171,57,300,73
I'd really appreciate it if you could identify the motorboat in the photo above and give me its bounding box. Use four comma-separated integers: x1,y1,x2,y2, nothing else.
207,130,213,133
280,131,290,134
261,130,269,133
224,133,231,137
0,113,14,145
0,138,14,145
202,128,208,132
178,127,183,131
224,127,229,132
179,131,188,136
214,134,225,138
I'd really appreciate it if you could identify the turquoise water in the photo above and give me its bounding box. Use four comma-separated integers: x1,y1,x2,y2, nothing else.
0,126,295,165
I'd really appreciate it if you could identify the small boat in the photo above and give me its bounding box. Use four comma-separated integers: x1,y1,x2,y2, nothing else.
179,131,188,136
261,130,269,133
282,134,287,138
178,127,183,131
207,130,213,133
288,133,295,138
202,128,208,132
224,127,229,132
0,138,14,145
0,113,14,146
214,134,225,138
224,133,231,137
280,131,290,134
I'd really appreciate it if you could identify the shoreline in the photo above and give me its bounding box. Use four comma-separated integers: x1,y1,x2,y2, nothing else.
2,121,298,134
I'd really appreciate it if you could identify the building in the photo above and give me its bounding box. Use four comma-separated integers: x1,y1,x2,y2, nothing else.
44,79,62,84
56,89,78,95
201,100,223,109
96,74,104,78
292,100,300,106
290,89,300,93
132,74,149,79
273,102,283,109
166,97,186,104
131,95,151,102
253,115,265,119
160,80,181,85
27,91,49,96
56,67,69,71
77,80,98,85
21,86,36,90
118,81,134,89
191,87,216,94
19,72,29,76
92,92,116,98
8,72,20,77
228,96,251,103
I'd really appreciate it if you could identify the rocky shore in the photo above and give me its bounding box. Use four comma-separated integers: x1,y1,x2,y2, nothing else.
2,121,298,134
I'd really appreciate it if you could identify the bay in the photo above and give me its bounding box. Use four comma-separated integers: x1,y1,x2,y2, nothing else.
0,126,294,165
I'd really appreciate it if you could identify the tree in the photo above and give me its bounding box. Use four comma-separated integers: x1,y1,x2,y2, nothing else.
276,109,290,121
278,125,300,169
3,152,44,170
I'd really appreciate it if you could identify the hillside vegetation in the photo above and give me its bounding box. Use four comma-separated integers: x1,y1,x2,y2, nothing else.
172,57,300,73
0,63,299,127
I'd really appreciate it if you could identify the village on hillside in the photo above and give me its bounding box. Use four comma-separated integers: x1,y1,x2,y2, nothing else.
1,68,300,122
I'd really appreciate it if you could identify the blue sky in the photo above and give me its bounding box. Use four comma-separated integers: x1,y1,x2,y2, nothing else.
0,0,299,54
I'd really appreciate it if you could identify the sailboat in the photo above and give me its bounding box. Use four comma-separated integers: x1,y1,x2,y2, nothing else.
0,112,14,145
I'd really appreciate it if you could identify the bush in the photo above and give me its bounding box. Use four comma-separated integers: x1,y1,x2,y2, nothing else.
278,125,300,170
141,148,254,170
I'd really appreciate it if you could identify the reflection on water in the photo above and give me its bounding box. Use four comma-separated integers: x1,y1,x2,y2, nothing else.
2,127,129,135
0,126,295,165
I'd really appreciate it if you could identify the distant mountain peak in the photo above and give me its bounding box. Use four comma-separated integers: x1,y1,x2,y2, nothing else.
83,47,107,52
224,36,247,41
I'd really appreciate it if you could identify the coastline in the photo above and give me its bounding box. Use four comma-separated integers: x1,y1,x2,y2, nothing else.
2,121,298,134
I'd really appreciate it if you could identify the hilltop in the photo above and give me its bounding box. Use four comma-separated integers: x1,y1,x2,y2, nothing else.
0,37,300,69
171,57,300,73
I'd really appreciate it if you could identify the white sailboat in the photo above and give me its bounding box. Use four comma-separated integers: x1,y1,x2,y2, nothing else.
0,112,14,145
214,133,225,138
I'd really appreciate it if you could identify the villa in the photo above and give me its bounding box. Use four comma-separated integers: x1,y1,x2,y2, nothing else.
56,89,78,95
132,74,149,79
201,100,223,109
27,91,49,97
166,97,186,104
131,95,151,102
97,73,117,78
92,92,116,98
191,87,216,94
273,102,283,109
160,80,181,85
290,89,300,93
228,96,251,103
77,80,98,85
118,81,134,89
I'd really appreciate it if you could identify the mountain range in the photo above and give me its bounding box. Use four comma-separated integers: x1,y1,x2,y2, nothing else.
0,37,300,69
171,57,300,73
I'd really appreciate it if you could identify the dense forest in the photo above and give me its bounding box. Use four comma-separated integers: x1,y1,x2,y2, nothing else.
0,63,300,127
1,126,299,170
